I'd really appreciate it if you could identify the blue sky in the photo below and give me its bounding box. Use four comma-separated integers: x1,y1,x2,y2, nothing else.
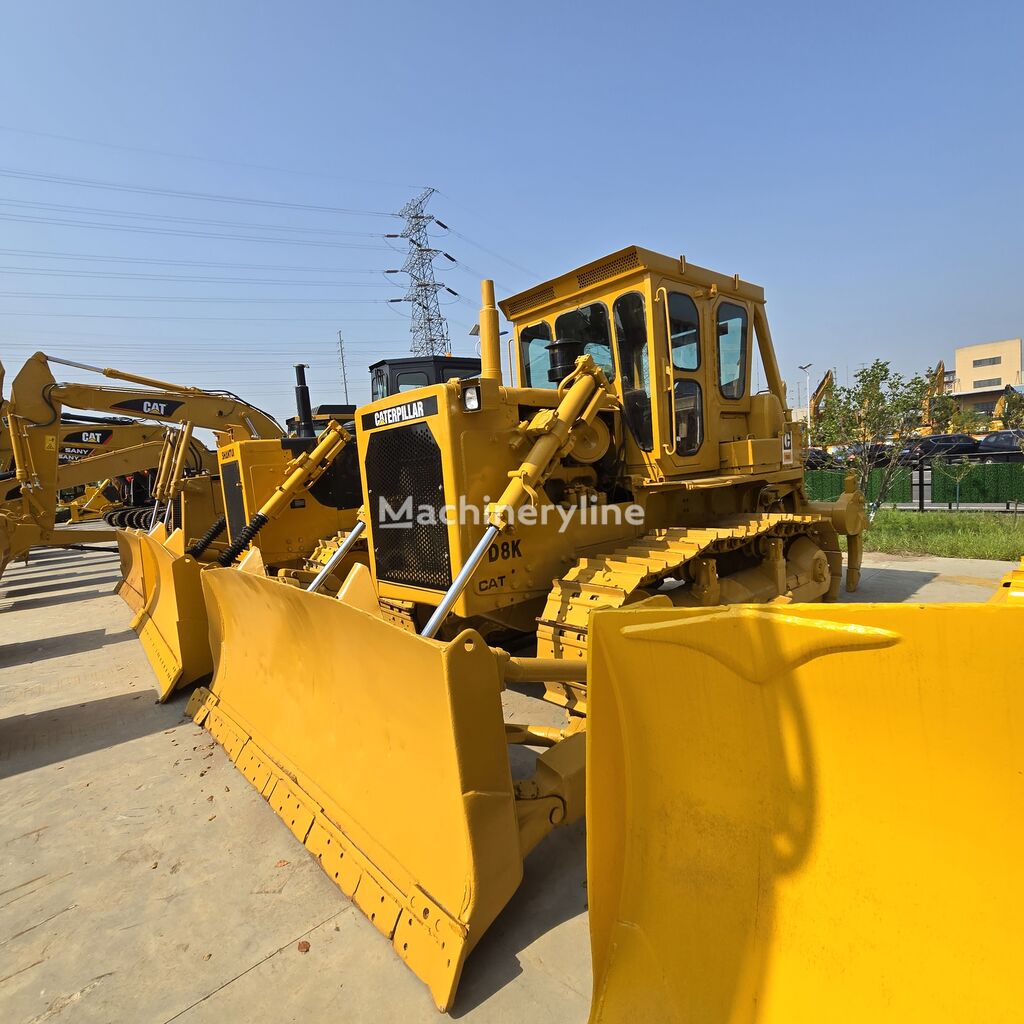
0,0,1021,419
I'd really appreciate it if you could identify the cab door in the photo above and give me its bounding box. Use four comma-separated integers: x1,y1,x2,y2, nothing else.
652,281,719,476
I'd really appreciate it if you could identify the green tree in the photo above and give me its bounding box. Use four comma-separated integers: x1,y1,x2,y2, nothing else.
814,360,929,517
949,406,989,434
932,455,976,510
926,393,958,433
998,387,1024,429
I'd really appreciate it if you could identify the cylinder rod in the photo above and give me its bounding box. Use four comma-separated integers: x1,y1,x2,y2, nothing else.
421,523,499,639
306,520,365,593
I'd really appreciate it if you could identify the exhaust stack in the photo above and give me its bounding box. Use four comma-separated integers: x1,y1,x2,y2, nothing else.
293,363,315,438
479,280,502,383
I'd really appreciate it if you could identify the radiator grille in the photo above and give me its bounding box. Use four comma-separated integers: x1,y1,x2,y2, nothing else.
365,422,451,591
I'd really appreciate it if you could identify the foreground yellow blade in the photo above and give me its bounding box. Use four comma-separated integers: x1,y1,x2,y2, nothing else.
188,566,525,1010
587,602,1023,1023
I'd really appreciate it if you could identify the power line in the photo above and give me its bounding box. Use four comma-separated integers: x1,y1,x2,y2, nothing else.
0,268,396,286
0,123,427,190
0,165,400,217
438,225,538,280
0,312,400,322
0,212,393,249
0,248,389,273
0,291,393,303
0,198,388,237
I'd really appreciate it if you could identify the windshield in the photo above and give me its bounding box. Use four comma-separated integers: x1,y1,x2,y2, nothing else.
554,304,615,382
519,322,554,387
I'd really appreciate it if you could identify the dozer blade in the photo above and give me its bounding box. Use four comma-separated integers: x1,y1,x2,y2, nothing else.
115,523,164,613
131,528,213,700
586,602,1023,1023
188,566,524,1011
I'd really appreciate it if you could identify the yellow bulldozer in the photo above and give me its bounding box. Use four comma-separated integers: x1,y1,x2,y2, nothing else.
180,246,877,1010
128,355,484,702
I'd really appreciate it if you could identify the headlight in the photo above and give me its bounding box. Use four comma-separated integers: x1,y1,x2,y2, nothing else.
462,384,481,412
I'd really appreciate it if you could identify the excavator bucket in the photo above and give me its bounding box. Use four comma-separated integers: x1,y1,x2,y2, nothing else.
131,528,212,699
115,523,165,613
187,566,525,1011
586,601,1023,1023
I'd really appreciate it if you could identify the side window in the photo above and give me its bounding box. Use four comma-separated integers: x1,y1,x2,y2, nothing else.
613,292,653,451
371,366,388,401
674,379,703,456
668,292,700,371
554,304,615,382
519,321,554,388
716,302,748,399
396,371,429,392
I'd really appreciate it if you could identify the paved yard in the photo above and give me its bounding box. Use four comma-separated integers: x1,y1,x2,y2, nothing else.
0,548,1013,1023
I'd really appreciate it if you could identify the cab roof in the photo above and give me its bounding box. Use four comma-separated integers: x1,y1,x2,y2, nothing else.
498,245,765,325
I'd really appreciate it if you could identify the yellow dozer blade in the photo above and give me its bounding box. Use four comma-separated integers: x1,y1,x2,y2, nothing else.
187,565,577,1011
115,523,165,613
586,601,1023,1023
131,528,213,700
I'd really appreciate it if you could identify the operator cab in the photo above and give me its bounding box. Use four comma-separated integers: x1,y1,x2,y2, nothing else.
501,246,783,476
369,355,482,402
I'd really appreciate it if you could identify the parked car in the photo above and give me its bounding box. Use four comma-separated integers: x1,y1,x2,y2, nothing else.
803,447,839,470
842,442,894,468
899,433,979,464
976,429,1024,463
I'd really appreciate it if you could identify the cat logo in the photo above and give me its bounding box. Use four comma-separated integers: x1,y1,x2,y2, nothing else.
81,431,103,444
782,430,794,466
110,397,185,418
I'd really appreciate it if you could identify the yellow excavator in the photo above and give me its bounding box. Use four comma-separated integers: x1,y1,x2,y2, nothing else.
184,247,869,1010
0,352,274,579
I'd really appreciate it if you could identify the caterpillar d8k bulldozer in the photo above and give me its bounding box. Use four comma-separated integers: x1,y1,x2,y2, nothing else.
185,246,868,1010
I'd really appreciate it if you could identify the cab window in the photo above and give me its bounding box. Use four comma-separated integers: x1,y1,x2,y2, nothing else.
553,303,615,382
613,292,653,451
668,292,700,371
370,366,388,401
519,321,554,388
717,302,748,399
396,371,429,392
674,379,703,456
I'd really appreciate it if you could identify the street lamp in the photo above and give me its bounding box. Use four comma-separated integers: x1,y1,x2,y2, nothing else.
798,363,813,438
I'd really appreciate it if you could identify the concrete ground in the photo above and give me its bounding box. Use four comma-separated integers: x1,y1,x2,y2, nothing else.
0,548,1014,1023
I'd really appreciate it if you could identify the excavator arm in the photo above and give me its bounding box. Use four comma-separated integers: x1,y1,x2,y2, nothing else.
13,352,282,439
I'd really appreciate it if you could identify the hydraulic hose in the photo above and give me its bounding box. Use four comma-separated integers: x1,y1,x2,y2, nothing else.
186,515,227,558
215,512,268,566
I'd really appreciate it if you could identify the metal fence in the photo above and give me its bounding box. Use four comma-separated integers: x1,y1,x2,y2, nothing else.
804,469,911,503
806,461,1024,507
930,462,1024,504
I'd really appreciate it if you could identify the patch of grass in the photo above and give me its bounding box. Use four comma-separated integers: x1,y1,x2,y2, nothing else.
855,510,1024,561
